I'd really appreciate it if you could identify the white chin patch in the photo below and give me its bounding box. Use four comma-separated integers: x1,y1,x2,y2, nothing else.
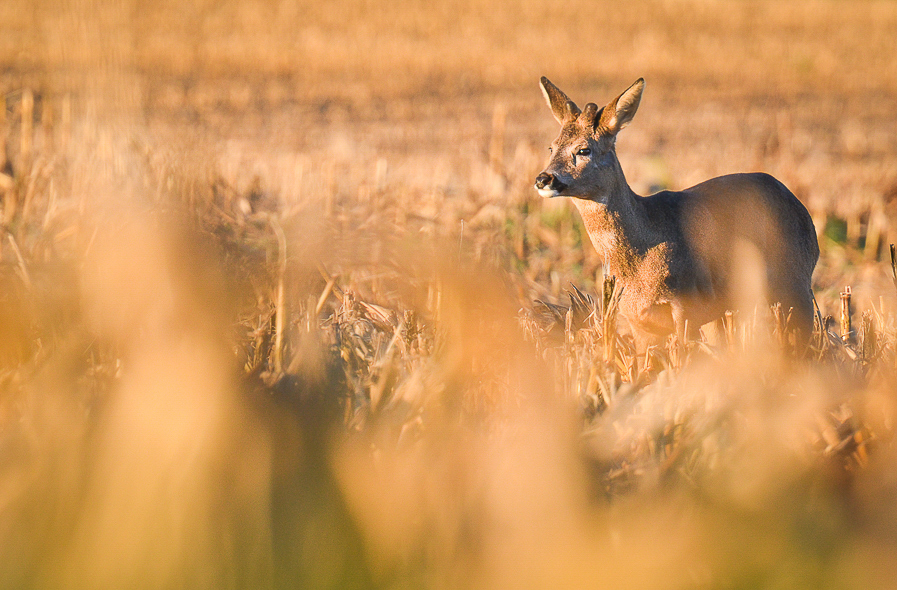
537,188,560,198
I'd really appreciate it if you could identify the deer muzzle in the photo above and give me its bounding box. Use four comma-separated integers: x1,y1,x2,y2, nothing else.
534,172,567,197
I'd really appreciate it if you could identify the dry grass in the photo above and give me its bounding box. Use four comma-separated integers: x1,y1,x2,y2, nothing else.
1,0,897,588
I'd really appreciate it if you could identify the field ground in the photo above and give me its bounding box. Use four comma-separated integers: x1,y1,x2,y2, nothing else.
2,0,897,588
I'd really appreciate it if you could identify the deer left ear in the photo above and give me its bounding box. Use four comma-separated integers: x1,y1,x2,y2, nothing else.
599,78,645,135
540,77,581,125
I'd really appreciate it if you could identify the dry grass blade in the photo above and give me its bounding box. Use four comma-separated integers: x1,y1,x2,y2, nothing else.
269,214,287,375
891,243,897,294
568,283,595,327
532,298,569,329
600,275,623,363
840,286,853,344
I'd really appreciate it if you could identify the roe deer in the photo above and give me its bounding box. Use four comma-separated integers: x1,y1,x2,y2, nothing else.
534,77,819,349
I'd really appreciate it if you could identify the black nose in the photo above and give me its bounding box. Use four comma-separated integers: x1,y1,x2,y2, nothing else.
534,172,566,192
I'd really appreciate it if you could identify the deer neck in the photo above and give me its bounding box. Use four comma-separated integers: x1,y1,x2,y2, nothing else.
571,181,649,278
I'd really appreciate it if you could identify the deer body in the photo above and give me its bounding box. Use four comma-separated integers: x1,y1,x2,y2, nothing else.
535,78,819,348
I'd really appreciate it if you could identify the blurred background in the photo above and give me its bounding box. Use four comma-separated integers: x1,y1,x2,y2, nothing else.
1,0,897,588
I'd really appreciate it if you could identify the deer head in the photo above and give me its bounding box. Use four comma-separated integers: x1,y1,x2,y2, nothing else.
534,77,645,204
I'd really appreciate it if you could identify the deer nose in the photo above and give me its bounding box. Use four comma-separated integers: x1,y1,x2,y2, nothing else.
534,172,553,189
534,172,566,192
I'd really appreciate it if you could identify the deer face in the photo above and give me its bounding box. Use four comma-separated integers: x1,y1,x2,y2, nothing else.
535,77,645,203
535,118,617,200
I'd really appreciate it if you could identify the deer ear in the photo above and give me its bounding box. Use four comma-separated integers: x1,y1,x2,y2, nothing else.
540,77,581,124
599,78,645,135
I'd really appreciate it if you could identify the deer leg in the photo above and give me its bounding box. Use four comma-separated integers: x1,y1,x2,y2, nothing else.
629,303,676,357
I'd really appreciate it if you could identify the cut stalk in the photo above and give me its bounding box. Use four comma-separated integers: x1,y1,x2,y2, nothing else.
839,286,852,344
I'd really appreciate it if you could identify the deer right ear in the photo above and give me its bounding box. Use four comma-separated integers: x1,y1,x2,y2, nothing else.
599,78,645,135
540,77,581,124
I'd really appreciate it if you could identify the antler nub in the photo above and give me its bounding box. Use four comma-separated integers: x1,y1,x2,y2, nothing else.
580,102,599,128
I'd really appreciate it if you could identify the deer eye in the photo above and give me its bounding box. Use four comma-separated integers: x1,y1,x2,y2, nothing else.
575,147,591,156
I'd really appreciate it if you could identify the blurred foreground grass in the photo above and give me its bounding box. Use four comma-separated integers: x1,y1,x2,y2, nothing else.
1,0,897,588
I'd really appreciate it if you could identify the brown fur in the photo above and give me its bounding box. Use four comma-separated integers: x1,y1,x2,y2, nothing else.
535,77,819,349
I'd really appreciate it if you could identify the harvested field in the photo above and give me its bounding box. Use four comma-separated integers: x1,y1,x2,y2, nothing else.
1,0,897,588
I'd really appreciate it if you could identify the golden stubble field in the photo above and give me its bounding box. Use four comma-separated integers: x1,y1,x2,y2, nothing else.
2,0,897,588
